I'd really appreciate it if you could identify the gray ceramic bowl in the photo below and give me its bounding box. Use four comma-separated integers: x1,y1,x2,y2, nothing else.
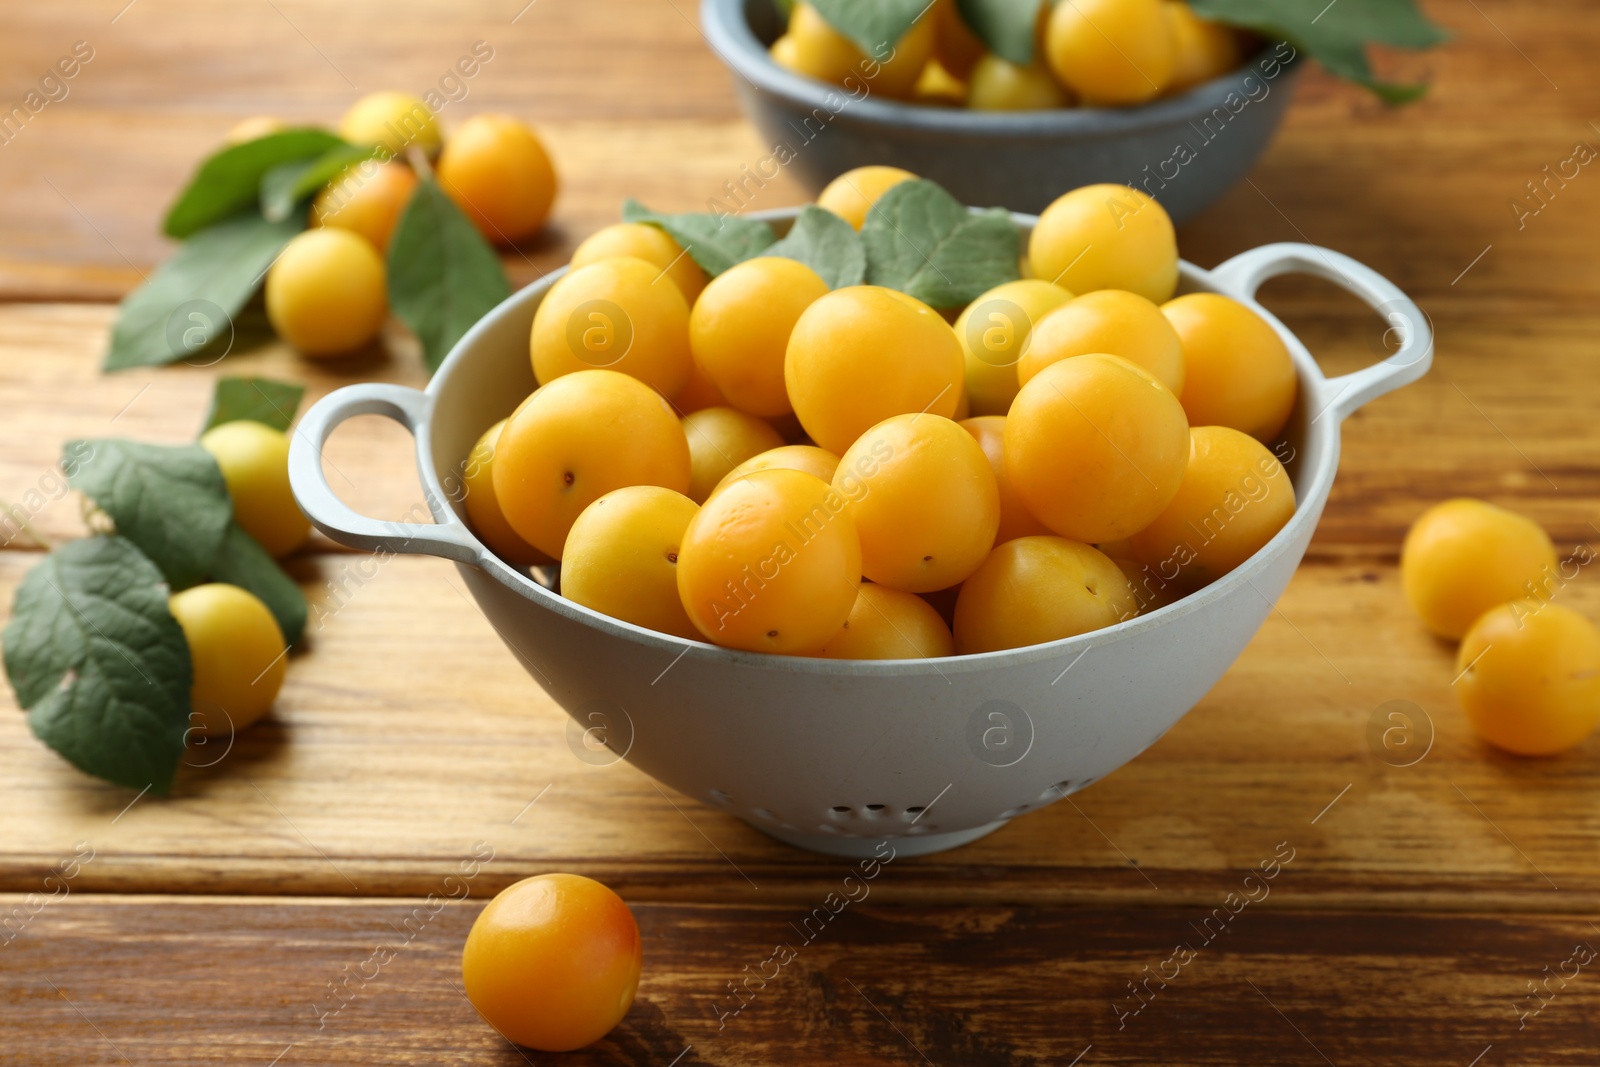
289,205,1431,859
701,0,1301,220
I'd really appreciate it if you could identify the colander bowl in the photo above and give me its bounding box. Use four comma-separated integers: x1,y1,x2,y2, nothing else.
699,0,1302,221
288,209,1432,858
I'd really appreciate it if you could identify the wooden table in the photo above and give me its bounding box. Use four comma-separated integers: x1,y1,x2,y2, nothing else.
4,1,1599,1063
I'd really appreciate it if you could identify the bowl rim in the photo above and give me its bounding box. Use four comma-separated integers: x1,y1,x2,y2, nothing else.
698,0,1303,138
424,206,1345,678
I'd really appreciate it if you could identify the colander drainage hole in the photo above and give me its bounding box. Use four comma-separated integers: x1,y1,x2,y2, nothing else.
829,805,852,816
999,804,1030,819
752,808,778,823
901,806,925,822
709,790,734,806
862,804,887,820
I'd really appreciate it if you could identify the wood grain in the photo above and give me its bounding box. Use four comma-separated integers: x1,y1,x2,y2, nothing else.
3,300,1596,555
6,895,1600,1065
0,0,794,302
1,0,1599,1061
2,545,1597,909
2,0,1598,310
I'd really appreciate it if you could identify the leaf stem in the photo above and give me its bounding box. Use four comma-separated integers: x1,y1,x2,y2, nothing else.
405,143,435,181
78,494,115,538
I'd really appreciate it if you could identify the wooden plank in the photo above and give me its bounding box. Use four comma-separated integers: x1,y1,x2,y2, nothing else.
0,115,807,302
5,895,1599,1065
1,546,1597,908
2,302,1595,554
2,0,1599,307
0,0,1593,1056
0,0,786,302
0,303,436,551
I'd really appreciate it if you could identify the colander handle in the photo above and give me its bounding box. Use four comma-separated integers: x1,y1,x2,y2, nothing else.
1208,242,1433,424
287,382,483,564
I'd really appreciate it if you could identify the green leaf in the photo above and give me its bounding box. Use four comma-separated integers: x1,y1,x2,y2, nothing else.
1363,80,1430,106
201,377,306,434
1192,0,1449,102
2,537,192,793
807,0,930,57
105,211,306,371
66,439,233,589
163,127,347,239
209,522,307,646
260,143,380,223
622,200,777,277
387,178,512,374
771,0,794,17
767,205,866,289
861,179,1021,308
956,0,1046,65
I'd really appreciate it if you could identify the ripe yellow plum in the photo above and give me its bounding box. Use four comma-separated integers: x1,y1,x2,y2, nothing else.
264,228,387,357
436,113,557,244
931,0,985,78
967,54,1071,110
681,406,786,504
954,537,1137,653
816,583,955,659
462,874,641,1053
712,444,841,498
1005,353,1189,543
199,420,310,558
571,223,707,305
815,166,917,230
1044,0,1175,105
1162,293,1298,443
785,285,963,454
1112,555,1179,616
1128,426,1296,589
676,469,861,654
1028,184,1178,303
1164,1,1242,93
339,91,440,156
1401,499,1559,640
561,486,701,639
834,414,1000,592
959,416,1051,543
954,279,1074,416
672,360,729,414
913,56,970,106
1097,537,1136,560
690,257,830,417
463,418,550,567
1017,288,1185,395
492,370,691,559
770,30,856,86
1457,601,1600,756
168,583,288,737
771,3,870,85
777,3,935,99
312,159,418,253
530,256,693,399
